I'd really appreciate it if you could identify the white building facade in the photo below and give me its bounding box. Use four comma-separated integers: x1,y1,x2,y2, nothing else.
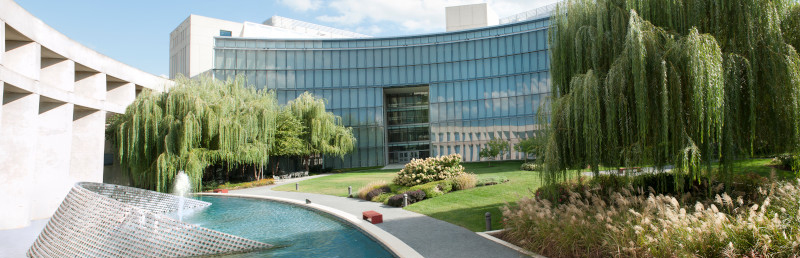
0,0,173,230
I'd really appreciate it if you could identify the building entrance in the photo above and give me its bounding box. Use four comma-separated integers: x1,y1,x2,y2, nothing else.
385,86,431,165
396,151,420,163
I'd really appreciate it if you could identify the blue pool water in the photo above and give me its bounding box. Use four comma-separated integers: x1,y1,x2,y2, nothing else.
174,196,395,258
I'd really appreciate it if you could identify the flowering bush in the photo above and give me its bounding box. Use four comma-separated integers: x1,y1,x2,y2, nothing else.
393,154,466,187
502,176,800,257
520,162,541,171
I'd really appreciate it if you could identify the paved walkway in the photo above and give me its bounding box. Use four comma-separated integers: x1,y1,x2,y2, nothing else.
230,176,529,258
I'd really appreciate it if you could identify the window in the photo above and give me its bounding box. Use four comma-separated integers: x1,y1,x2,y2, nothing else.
219,30,232,37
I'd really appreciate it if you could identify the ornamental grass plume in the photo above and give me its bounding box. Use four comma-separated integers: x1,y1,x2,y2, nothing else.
502,178,800,257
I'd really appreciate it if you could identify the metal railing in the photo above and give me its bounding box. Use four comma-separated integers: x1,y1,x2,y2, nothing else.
499,2,561,24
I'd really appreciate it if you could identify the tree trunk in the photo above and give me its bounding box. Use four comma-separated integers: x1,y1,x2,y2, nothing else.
271,158,281,177
254,165,259,181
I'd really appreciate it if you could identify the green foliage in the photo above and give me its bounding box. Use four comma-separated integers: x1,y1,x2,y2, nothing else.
546,0,800,190
514,137,545,163
476,176,509,186
287,92,356,170
372,192,394,203
107,76,278,192
393,154,465,187
479,139,510,166
409,180,453,198
271,109,305,157
269,109,305,175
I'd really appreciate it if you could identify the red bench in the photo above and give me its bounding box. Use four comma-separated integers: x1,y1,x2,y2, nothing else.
362,210,383,224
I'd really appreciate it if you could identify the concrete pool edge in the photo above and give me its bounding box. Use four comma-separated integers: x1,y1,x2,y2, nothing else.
197,192,423,258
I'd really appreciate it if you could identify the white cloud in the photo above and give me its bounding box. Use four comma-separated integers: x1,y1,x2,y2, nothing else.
278,0,322,12
313,0,561,34
355,25,383,35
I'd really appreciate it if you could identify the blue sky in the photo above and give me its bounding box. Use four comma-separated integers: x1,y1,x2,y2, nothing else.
15,0,557,77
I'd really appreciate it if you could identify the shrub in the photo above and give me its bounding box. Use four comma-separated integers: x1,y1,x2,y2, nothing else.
357,181,388,200
386,194,405,207
476,176,509,186
452,173,477,190
520,162,541,171
771,154,798,171
308,165,334,174
366,187,390,201
409,180,453,198
405,190,426,202
372,193,394,203
386,190,427,207
393,154,466,187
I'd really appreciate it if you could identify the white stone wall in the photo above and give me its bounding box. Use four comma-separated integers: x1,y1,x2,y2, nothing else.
0,0,173,230
445,3,499,32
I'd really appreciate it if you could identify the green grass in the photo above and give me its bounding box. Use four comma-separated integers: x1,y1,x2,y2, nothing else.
274,160,543,232
405,161,542,231
272,158,791,232
272,170,398,196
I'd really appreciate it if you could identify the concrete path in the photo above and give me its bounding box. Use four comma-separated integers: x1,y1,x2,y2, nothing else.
230,176,530,258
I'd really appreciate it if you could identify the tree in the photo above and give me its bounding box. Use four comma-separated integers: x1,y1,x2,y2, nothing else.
545,0,800,190
515,137,542,163
480,139,510,167
107,75,278,192
287,92,356,171
269,109,305,176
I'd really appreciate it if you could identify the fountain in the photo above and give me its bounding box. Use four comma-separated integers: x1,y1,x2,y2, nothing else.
26,182,271,257
173,171,191,222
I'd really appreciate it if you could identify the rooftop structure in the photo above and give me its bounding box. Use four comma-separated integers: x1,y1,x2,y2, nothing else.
169,15,369,79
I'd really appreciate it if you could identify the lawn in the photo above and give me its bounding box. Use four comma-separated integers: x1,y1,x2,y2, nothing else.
272,169,398,197
272,158,787,232
273,160,543,231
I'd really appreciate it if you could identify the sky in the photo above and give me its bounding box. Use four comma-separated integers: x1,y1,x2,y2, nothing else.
15,0,559,77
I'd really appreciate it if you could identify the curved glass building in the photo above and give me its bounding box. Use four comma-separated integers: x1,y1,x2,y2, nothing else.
212,17,551,168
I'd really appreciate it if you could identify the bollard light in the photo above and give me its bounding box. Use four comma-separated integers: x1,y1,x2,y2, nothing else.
485,212,492,231
348,186,352,197
295,183,299,191
403,193,408,207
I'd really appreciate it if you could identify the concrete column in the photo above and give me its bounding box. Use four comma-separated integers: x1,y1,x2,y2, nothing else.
69,108,105,183
1,21,5,64
32,101,73,220
106,80,135,106
4,40,40,80
0,89,39,230
40,58,74,92
74,71,105,100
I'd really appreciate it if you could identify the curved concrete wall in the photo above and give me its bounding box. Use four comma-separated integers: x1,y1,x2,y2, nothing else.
0,0,173,230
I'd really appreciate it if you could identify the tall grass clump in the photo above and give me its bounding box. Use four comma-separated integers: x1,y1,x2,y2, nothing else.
503,175,800,257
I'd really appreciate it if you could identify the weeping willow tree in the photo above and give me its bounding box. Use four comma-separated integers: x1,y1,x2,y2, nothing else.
546,0,800,190
107,76,278,192
287,92,356,171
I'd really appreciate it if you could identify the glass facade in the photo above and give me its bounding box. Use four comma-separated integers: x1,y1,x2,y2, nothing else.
212,17,551,168
386,89,431,164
